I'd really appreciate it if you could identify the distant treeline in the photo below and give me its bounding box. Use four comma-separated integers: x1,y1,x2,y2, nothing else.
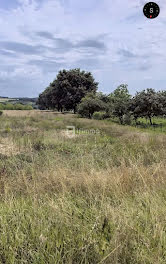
0,97,38,110
0,103,33,110
17,98,38,102
37,68,166,125
0,97,37,101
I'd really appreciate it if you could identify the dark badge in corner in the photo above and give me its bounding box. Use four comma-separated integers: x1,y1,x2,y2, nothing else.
143,2,160,19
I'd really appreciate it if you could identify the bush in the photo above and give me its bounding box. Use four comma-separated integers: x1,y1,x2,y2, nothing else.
93,111,106,120
0,103,34,110
123,114,132,125
14,104,24,110
93,111,111,120
103,111,111,119
0,110,3,116
24,105,33,110
5,103,14,110
78,93,106,119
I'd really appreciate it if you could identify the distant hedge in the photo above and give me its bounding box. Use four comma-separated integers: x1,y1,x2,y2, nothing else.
0,103,33,110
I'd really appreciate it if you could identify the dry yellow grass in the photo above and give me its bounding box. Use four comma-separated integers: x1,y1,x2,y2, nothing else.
2,109,74,117
0,112,165,263
0,137,20,156
2,109,47,117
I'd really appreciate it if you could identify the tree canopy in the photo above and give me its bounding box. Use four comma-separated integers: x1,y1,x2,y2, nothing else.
109,84,131,124
37,68,166,125
37,69,98,112
130,89,164,125
78,93,106,118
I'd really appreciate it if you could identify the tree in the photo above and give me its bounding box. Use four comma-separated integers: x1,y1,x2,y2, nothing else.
130,89,164,125
96,92,112,118
78,93,106,119
158,91,166,116
109,84,131,124
97,92,110,103
37,69,98,113
37,87,55,110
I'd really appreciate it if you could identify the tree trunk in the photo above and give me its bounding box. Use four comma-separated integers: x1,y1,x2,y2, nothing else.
119,116,123,125
149,116,152,126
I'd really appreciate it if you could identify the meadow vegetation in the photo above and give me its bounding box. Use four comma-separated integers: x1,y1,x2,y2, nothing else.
0,110,166,263
0,103,33,110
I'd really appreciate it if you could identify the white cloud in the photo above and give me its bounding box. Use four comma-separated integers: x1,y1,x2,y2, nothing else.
0,0,166,97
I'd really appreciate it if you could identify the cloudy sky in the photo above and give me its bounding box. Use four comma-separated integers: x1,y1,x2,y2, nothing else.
0,0,165,97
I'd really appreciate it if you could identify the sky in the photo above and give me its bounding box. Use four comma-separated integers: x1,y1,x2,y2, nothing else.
0,0,166,97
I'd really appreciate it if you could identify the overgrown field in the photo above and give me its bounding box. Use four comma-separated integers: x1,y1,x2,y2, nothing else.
0,110,166,263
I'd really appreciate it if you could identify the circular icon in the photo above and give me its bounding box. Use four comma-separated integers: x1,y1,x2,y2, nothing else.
143,2,160,19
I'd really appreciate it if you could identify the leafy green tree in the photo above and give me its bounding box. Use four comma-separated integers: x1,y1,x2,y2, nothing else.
109,84,131,124
78,93,106,118
130,89,163,125
158,91,166,116
37,69,98,112
97,92,110,103
37,87,55,110
96,92,112,118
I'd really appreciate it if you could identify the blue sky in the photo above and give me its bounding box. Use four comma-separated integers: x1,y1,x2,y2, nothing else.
0,0,165,97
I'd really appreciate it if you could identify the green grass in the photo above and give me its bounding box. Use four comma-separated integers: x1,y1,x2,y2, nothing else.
109,116,166,134
136,117,166,132
0,112,166,263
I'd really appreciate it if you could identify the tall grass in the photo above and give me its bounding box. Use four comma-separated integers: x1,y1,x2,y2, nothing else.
0,111,166,263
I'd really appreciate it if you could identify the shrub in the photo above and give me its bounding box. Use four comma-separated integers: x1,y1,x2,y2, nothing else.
24,105,33,110
103,111,111,119
5,103,14,110
78,93,106,118
123,114,132,125
93,111,111,120
14,104,24,110
93,111,106,120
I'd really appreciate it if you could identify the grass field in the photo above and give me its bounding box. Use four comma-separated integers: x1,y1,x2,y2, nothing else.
110,116,166,134
0,110,166,263
136,117,166,133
